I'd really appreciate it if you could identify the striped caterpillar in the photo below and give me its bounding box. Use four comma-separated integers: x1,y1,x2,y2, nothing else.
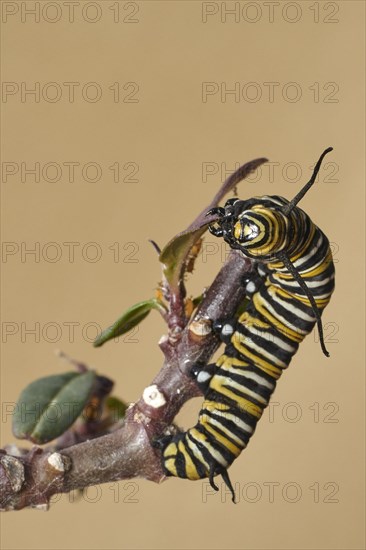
160,148,335,502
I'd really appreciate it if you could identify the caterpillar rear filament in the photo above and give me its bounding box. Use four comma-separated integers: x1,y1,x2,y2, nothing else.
159,148,335,502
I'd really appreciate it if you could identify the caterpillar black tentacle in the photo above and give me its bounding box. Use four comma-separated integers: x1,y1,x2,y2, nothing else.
278,251,330,356
160,148,335,501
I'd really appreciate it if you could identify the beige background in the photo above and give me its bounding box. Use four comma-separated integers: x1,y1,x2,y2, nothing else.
1,1,365,549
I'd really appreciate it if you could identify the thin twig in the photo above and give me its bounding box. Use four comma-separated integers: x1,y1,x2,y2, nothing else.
0,252,251,511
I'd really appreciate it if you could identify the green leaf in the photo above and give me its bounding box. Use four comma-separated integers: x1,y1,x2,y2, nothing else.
12,371,96,444
160,228,208,289
192,294,204,309
106,396,128,420
93,299,160,348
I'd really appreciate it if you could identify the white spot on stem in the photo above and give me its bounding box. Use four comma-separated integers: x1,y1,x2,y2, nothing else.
47,452,65,472
142,385,166,408
189,319,212,337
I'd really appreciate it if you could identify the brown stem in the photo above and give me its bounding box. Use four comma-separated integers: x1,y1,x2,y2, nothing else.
0,251,251,511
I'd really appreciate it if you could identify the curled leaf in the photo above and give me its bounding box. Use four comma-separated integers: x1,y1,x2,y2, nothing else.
159,157,268,290
159,228,208,287
186,239,203,275
12,371,96,444
93,299,162,348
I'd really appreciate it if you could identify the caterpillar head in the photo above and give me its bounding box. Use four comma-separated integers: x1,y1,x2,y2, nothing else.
207,147,333,262
207,198,291,261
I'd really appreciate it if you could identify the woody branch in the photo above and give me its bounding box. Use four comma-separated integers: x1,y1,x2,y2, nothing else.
0,158,266,511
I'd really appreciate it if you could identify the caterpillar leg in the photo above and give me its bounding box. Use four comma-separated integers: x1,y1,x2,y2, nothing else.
190,362,216,393
212,318,237,343
212,271,264,344
242,269,265,297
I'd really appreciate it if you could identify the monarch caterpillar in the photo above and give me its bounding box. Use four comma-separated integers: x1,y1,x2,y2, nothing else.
159,148,335,502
